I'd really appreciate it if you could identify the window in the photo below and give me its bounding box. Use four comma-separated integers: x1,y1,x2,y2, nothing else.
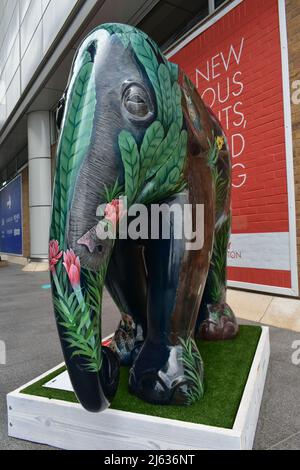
138,1,209,49
138,0,231,51
215,0,228,8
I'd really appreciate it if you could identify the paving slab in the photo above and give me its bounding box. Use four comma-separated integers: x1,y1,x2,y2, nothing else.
262,297,300,332
252,322,300,449
227,289,272,322
22,262,49,272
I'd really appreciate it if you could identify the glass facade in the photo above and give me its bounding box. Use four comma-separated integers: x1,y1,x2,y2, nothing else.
0,0,79,131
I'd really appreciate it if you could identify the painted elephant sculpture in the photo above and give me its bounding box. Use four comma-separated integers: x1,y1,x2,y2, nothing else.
49,24,238,412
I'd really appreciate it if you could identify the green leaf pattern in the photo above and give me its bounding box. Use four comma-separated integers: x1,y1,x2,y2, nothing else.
158,63,173,130
96,23,188,207
118,131,140,205
206,134,231,304
51,48,96,247
172,82,183,130
178,337,204,405
139,121,164,183
53,266,107,372
50,43,105,371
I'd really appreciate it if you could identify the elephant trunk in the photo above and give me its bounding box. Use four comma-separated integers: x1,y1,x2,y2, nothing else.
48,29,124,412
49,212,120,412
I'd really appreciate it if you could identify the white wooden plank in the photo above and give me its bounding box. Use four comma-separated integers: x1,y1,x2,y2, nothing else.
233,326,270,449
7,394,240,450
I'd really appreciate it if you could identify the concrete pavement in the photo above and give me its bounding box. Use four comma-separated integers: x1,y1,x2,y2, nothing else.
0,264,300,449
0,263,120,450
228,289,300,333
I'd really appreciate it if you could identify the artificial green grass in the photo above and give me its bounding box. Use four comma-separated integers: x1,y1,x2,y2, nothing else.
21,325,261,429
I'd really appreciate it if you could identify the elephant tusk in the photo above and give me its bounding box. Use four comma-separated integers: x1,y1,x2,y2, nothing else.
77,220,115,254
77,225,101,253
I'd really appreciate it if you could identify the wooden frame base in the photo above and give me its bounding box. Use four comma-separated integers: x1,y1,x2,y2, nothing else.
7,327,270,450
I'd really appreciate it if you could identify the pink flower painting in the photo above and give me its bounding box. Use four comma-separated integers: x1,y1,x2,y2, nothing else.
104,199,124,226
49,239,62,273
63,249,81,288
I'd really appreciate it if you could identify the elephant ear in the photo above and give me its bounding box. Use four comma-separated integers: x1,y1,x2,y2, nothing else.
51,47,97,248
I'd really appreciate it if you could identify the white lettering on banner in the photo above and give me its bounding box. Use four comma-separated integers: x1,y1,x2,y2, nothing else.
196,37,247,189
227,232,290,270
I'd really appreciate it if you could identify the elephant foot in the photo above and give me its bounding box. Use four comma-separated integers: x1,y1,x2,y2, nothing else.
198,303,239,341
109,314,144,366
128,340,204,406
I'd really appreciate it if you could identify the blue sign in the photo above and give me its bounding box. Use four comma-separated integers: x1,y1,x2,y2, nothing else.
0,175,23,255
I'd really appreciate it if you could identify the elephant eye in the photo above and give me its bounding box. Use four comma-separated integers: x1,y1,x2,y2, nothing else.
123,84,153,119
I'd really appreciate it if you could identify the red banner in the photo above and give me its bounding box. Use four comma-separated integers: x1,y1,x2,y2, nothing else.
169,0,297,294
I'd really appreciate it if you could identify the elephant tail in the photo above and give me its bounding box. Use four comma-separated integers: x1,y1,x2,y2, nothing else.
49,239,120,412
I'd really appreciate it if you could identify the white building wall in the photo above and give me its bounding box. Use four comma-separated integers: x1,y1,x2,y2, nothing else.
0,0,79,131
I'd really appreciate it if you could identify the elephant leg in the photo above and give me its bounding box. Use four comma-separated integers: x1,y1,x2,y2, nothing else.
197,213,239,340
128,192,213,405
105,238,148,365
